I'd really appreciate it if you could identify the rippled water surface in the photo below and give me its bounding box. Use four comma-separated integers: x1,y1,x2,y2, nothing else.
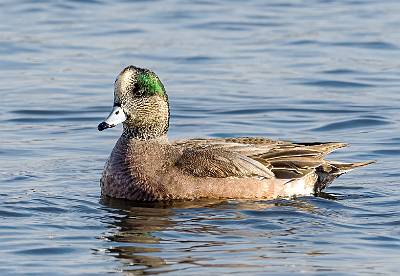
1,0,400,275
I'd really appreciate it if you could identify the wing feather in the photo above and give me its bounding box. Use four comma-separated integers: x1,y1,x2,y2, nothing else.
173,137,357,181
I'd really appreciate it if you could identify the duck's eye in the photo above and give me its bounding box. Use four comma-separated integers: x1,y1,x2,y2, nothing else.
115,110,119,115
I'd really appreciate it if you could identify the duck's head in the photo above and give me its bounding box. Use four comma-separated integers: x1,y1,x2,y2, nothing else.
98,66,169,140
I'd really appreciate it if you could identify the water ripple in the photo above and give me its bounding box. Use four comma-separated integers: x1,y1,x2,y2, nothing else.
332,41,398,50
301,80,374,88
15,247,76,255
312,118,390,131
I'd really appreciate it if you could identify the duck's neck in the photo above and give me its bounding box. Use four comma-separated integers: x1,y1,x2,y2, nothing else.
122,125,168,142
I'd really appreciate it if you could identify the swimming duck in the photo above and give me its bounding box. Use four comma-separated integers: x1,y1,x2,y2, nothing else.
98,65,373,201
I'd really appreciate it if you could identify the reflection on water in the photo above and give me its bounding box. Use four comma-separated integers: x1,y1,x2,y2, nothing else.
101,198,225,273
101,197,333,274
104,201,170,271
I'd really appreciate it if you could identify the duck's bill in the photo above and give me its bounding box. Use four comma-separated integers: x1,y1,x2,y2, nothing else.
98,106,127,131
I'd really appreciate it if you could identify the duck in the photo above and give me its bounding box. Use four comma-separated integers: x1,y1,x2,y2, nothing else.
98,65,373,201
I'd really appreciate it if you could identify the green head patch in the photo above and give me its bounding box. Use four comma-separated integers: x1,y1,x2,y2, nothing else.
137,71,165,96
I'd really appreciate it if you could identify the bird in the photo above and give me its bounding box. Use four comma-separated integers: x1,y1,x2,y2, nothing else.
97,65,374,202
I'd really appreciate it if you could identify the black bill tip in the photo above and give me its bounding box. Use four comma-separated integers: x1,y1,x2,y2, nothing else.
98,122,112,131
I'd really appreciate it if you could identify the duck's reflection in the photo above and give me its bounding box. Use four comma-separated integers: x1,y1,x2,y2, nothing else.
99,196,328,274
100,197,231,273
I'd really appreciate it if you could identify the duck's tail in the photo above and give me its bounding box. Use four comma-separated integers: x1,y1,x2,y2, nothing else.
314,160,376,194
330,160,376,173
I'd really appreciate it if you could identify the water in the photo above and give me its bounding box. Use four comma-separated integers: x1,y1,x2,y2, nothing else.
1,0,399,274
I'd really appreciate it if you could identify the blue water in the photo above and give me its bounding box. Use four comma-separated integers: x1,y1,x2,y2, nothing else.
1,0,399,275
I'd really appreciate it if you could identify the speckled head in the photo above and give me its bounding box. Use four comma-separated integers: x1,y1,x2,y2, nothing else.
98,66,170,140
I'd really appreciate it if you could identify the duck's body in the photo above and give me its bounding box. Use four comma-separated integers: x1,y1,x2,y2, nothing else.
98,66,373,202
